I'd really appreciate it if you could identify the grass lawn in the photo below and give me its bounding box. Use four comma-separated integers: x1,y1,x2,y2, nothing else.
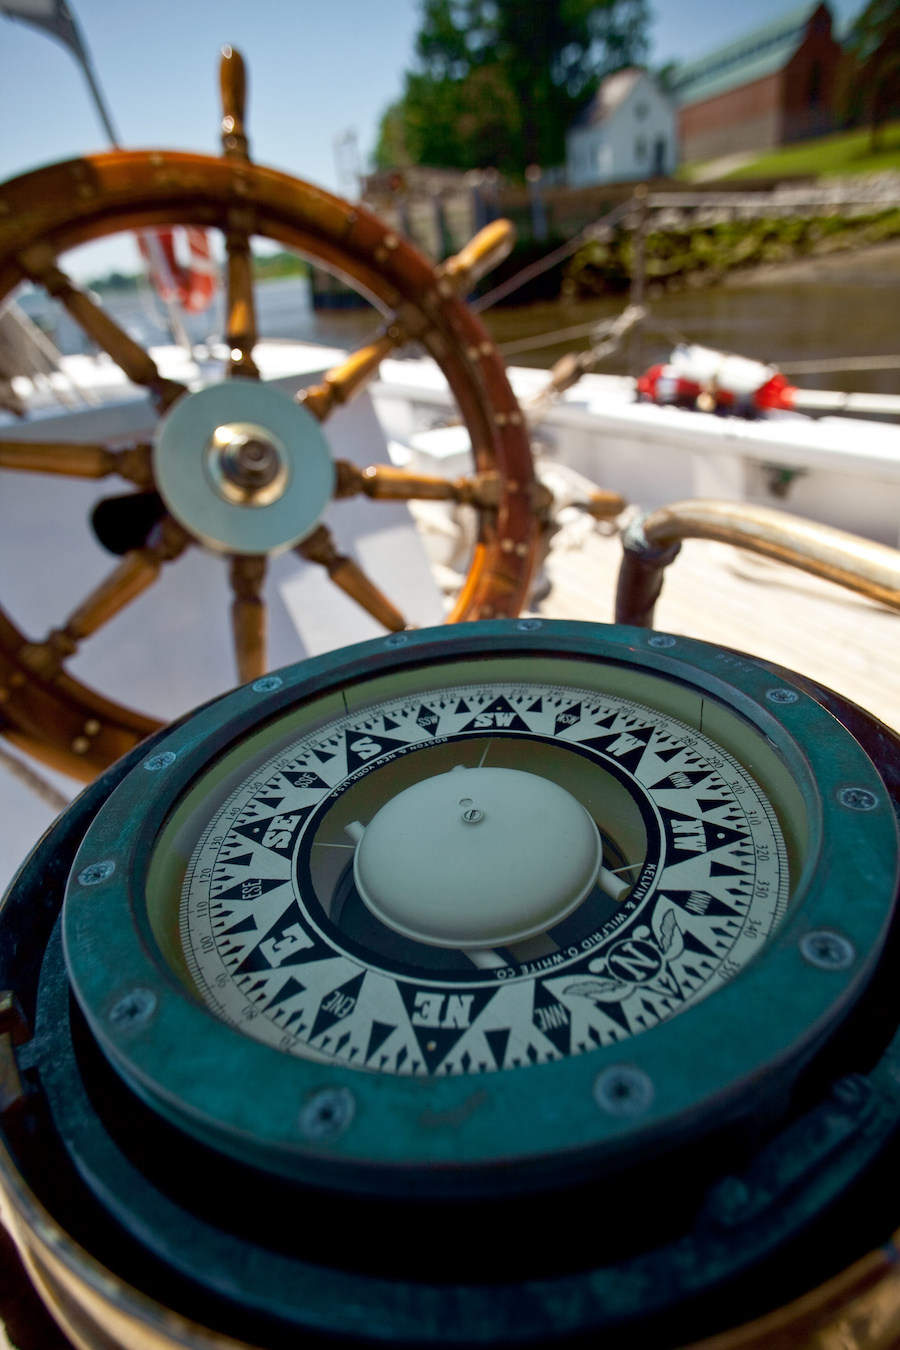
724,122,900,179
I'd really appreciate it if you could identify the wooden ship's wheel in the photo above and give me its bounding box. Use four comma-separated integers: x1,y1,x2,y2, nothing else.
0,49,566,782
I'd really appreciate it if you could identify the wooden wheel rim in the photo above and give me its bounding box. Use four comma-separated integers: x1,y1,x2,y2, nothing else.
0,151,538,780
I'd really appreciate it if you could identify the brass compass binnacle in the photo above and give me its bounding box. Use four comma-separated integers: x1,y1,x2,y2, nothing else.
0,48,620,781
3,621,900,1348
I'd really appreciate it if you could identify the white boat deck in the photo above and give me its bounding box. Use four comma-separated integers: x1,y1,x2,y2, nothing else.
539,521,900,734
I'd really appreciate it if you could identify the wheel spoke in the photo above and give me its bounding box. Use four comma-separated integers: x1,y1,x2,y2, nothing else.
223,218,259,379
219,47,259,380
332,462,565,515
297,333,397,422
17,517,189,680
296,524,407,631
0,439,153,486
16,246,185,412
435,220,516,297
229,554,267,684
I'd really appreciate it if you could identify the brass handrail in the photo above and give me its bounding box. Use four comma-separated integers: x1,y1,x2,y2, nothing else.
615,499,900,629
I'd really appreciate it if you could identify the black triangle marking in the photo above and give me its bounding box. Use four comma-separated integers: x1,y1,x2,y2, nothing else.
310,971,365,1044
365,1020,397,1063
554,703,582,736
415,704,441,736
265,975,307,1011
527,698,542,713
651,770,711,791
532,980,572,1056
458,695,529,734
455,699,470,714
710,861,746,877
233,816,276,845
703,820,748,853
654,744,683,762
233,900,329,975
485,1027,510,1070
219,913,258,937
216,852,253,869
599,998,631,1033
399,985,498,1074
255,796,284,811
593,711,618,729
660,889,741,918
235,806,315,859
383,715,400,730
313,747,336,764
344,730,409,774
683,928,720,958
580,730,648,776
697,797,730,814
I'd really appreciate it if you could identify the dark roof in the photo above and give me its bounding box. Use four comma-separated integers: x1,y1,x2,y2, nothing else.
670,2,826,107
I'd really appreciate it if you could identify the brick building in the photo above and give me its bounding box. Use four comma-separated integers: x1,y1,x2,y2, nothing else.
672,2,844,164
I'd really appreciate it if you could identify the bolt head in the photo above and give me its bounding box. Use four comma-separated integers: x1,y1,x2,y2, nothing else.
144,751,176,772
766,688,800,705
800,929,855,970
594,1064,654,1116
299,1087,355,1141
109,988,156,1027
252,676,283,693
77,860,115,886
839,787,879,811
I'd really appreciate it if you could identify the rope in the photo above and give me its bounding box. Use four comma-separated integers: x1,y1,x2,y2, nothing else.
472,197,637,314
0,743,70,814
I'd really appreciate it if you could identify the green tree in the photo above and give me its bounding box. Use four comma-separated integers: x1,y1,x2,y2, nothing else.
374,0,649,177
845,0,900,152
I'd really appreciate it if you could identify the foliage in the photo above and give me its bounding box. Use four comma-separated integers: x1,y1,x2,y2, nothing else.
250,251,308,281
565,208,900,297
683,120,900,181
374,0,649,178
844,0,900,151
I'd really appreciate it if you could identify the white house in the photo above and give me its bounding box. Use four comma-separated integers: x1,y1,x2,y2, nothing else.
566,69,678,187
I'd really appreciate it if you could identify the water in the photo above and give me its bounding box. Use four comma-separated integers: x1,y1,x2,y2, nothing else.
14,248,900,397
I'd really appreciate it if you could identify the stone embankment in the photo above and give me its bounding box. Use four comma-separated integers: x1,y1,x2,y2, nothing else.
566,172,900,297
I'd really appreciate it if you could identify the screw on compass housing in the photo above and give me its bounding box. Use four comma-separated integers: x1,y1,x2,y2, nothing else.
838,787,879,811
108,989,157,1028
299,1087,355,1142
766,688,800,706
593,1065,654,1117
252,676,282,693
77,860,115,886
800,930,856,971
144,751,176,771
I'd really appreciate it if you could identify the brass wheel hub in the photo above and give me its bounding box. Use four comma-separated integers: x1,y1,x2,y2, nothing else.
206,423,290,507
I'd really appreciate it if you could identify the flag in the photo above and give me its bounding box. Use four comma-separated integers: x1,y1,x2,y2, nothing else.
0,0,88,63
0,0,118,142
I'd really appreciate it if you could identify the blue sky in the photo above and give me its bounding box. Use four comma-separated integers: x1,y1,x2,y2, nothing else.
0,0,865,277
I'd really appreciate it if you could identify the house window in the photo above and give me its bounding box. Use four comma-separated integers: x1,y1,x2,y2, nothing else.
635,137,647,162
808,59,822,106
653,137,667,175
635,101,649,119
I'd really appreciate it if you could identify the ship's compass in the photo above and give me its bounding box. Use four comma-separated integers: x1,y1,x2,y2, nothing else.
2,618,900,1349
